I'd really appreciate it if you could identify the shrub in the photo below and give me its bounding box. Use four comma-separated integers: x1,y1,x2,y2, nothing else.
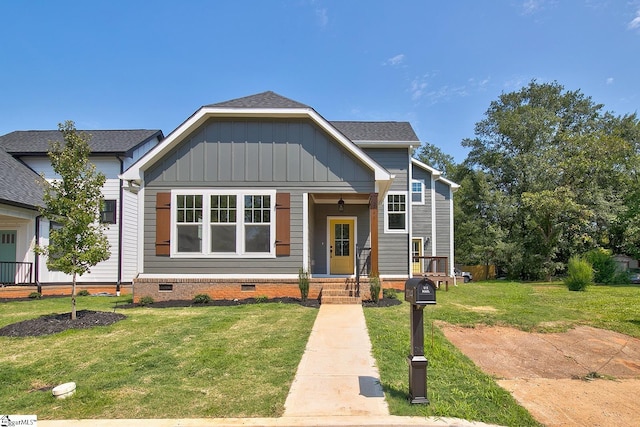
369,275,381,304
28,292,42,299
298,268,310,302
255,295,268,303
193,294,212,304
583,248,618,284
77,289,90,297
382,288,397,300
565,256,593,291
138,296,154,306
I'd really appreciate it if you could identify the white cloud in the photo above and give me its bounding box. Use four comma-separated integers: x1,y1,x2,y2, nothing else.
628,9,640,30
606,77,615,85
522,0,541,14
316,8,328,28
384,54,405,67
410,77,428,100
410,74,490,104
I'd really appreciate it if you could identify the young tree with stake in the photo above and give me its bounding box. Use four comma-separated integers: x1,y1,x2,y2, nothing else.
36,121,110,320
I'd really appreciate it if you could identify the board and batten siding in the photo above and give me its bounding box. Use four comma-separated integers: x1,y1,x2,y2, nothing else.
142,118,376,275
434,180,452,259
363,147,410,276
145,118,373,190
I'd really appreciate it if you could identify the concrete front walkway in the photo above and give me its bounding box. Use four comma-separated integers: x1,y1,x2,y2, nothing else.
283,304,388,417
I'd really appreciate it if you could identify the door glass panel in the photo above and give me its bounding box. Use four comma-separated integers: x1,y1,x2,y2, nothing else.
334,224,350,256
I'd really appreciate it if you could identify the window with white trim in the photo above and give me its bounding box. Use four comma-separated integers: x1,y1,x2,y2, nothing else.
176,194,203,253
411,179,425,204
172,190,276,257
210,194,236,253
385,192,407,233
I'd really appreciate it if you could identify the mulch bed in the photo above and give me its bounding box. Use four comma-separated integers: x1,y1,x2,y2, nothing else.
0,309,126,337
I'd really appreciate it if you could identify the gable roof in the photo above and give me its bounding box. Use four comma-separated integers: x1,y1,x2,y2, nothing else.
331,121,419,143
0,146,45,209
206,91,310,109
122,92,395,191
0,129,163,156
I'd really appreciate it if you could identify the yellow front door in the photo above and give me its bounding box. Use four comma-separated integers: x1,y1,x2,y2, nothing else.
329,218,355,275
412,238,423,274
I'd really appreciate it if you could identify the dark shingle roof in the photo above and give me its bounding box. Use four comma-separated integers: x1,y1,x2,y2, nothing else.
330,121,420,142
0,129,162,155
206,91,311,109
0,147,44,209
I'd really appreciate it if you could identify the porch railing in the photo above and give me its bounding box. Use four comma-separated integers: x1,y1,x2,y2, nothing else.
0,262,34,285
355,245,371,297
412,256,449,276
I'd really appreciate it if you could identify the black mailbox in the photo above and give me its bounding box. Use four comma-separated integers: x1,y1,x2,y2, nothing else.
404,277,436,305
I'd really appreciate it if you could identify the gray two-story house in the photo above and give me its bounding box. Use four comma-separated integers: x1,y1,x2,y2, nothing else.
122,92,458,302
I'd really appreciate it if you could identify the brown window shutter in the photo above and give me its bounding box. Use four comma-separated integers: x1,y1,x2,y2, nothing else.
156,192,171,256
275,192,290,256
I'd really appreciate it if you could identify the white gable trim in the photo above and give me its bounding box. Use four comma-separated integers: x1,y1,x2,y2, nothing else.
121,107,394,186
411,158,460,190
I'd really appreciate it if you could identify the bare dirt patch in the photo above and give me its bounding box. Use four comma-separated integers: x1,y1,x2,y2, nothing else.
451,303,499,313
439,323,640,426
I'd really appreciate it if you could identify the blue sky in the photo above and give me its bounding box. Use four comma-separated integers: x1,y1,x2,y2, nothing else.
1,1,638,163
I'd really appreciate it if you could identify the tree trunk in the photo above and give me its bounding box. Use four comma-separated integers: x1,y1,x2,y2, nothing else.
71,272,77,320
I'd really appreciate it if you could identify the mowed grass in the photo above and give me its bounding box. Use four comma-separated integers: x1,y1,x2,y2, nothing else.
365,281,640,426
0,296,318,419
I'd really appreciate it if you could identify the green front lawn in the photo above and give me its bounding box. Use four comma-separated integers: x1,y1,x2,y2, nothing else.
0,297,317,419
3,282,637,425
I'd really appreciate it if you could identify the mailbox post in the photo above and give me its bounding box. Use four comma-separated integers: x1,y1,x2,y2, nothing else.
404,277,436,404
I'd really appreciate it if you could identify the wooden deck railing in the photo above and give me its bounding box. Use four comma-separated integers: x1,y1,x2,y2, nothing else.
412,256,449,276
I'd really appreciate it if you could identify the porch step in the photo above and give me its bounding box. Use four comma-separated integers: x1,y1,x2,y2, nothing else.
320,280,362,305
321,296,362,304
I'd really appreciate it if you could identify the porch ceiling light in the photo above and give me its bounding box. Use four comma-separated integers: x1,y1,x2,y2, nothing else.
338,196,345,212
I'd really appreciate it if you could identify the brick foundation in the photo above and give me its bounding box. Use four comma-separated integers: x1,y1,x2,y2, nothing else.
0,284,132,299
132,277,407,303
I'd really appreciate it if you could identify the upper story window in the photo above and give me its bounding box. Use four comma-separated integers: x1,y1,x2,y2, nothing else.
100,199,117,224
385,192,407,233
172,190,276,258
411,180,425,204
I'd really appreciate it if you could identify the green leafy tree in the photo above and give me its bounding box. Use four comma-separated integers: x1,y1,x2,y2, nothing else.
453,167,507,277
36,121,110,319
415,142,456,177
463,80,637,279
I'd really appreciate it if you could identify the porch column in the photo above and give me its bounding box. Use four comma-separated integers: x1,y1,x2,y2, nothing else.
369,193,379,276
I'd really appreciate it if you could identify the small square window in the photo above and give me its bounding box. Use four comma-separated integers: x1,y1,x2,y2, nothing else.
412,180,424,204
101,200,117,224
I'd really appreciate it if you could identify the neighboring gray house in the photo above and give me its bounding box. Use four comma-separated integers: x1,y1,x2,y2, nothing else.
0,129,163,286
122,91,458,302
